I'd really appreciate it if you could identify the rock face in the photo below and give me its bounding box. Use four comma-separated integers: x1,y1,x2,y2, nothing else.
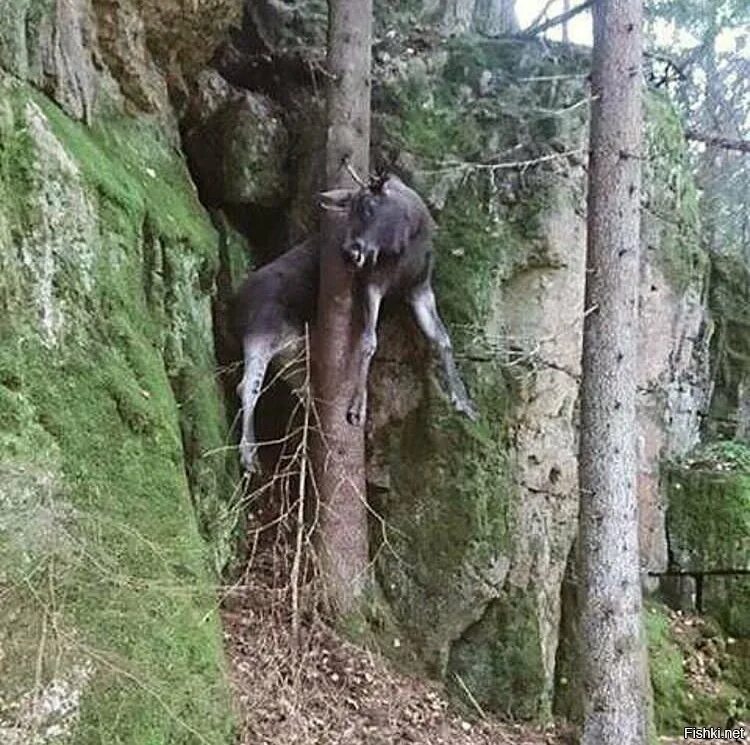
0,2,240,741
183,70,289,208
663,251,750,638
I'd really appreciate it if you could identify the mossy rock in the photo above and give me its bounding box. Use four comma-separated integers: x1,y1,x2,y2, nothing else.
0,74,236,742
707,252,750,440
643,93,705,293
647,604,748,734
666,441,750,638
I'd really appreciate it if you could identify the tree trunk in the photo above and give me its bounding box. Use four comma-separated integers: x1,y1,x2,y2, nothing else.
312,0,372,616
425,0,516,36
473,0,518,36
578,2,649,744
562,0,571,43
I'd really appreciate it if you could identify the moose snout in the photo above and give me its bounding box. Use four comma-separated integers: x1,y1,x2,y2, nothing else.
342,238,377,269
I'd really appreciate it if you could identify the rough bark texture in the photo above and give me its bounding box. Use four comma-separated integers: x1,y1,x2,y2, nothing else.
578,2,649,744
313,0,373,615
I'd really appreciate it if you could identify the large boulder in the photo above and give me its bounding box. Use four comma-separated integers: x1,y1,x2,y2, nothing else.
184,70,289,208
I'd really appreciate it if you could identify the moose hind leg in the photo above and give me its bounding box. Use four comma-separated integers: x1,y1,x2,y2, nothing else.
237,336,274,471
409,284,478,421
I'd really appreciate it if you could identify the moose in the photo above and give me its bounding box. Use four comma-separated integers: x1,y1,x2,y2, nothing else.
231,174,477,472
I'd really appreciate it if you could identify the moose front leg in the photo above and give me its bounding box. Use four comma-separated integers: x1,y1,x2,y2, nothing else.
409,283,478,421
347,285,383,427
237,336,273,471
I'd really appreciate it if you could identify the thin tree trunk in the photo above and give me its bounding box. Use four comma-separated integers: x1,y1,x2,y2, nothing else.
578,2,649,744
313,0,372,616
562,0,571,43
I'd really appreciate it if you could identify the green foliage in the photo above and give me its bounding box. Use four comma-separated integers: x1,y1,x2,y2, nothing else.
647,0,750,36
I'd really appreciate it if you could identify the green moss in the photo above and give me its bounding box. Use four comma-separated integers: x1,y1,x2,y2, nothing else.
667,442,750,637
643,93,706,291
0,336,233,743
708,251,750,439
646,604,747,733
647,606,690,733
35,93,217,262
448,589,548,720
0,78,236,742
667,442,750,573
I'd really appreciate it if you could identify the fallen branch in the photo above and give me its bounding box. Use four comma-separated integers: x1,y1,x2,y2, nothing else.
685,129,750,154
522,0,595,38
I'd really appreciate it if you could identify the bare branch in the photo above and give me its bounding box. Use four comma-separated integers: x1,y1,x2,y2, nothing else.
525,0,557,32
419,148,585,176
685,129,750,154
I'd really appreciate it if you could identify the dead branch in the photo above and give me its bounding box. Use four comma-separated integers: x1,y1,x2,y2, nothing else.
290,326,312,654
525,0,557,33
685,129,750,154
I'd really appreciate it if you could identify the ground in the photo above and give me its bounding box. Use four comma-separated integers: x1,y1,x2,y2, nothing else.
220,509,748,745
222,576,572,745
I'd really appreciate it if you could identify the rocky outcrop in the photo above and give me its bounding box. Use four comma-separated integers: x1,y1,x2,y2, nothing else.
183,70,289,208
0,1,241,741
662,250,750,639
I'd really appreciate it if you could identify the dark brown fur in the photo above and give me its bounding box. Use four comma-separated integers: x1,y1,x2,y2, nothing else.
232,175,475,471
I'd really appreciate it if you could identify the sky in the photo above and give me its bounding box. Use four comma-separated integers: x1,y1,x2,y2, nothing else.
516,1,593,45
516,1,749,55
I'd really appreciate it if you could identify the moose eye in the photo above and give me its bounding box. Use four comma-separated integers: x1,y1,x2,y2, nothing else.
359,198,376,221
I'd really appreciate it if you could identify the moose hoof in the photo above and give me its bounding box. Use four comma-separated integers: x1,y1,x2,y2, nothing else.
239,441,258,473
453,396,479,422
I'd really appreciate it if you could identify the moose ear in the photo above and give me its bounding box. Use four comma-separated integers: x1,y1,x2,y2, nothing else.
319,188,354,212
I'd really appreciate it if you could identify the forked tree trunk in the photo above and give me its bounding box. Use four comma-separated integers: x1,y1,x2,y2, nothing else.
578,2,649,744
312,0,372,616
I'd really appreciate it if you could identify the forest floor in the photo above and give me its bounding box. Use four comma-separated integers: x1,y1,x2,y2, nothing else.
220,502,746,745
221,579,572,745
219,520,572,745
222,578,749,745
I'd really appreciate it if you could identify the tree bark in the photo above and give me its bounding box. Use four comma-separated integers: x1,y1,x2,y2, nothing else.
425,0,517,36
313,0,372,616
578,2,649,745
473,0,518,36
